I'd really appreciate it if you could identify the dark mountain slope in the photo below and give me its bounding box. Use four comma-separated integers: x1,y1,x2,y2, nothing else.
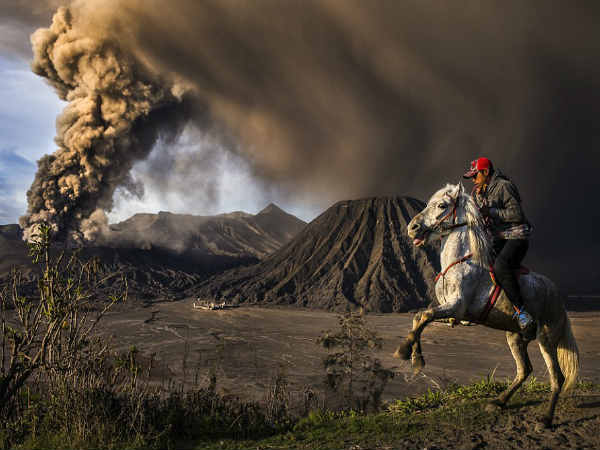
193,197,440,312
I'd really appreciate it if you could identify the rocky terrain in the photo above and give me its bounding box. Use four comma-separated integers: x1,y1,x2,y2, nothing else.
192,197,440,312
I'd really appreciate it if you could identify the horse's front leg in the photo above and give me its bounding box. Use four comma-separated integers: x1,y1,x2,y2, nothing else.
408,310,429,372
393,308,434,363
394,300,464,371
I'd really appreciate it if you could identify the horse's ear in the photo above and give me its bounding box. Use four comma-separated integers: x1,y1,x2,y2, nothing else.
458,181,465,195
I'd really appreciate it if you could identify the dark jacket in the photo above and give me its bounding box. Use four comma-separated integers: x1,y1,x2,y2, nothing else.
473,169,531,239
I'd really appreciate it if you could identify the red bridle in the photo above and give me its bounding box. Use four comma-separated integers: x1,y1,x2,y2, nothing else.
431,192,467,233
430,191,472,284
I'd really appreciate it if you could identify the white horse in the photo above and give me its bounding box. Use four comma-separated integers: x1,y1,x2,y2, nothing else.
396,183,578,428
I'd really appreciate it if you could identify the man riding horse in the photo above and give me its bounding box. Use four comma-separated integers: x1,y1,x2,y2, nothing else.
401,171,578,429
463,157,533,330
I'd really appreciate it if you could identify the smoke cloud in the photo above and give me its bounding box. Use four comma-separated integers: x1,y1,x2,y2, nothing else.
0,0,59,57
19,6,188,242
7,0,600,290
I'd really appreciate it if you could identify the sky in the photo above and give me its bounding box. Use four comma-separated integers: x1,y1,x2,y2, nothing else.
0,55,63,223
0,46,321,224
1,1,599,293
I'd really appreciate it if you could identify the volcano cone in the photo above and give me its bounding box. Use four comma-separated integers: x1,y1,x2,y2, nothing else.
194,197,439,312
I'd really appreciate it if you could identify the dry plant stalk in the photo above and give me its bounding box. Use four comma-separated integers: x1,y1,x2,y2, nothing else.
0,223,127,415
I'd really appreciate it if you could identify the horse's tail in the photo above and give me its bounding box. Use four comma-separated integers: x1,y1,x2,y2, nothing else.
557,313,579,391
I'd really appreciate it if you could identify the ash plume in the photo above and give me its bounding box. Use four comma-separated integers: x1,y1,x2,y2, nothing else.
19,6,188,242
6,0,600,290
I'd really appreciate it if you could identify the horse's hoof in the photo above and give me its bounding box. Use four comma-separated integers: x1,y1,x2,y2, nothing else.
394,341,412,360
411,353,425,371
485,399,504,413
538,416,553,430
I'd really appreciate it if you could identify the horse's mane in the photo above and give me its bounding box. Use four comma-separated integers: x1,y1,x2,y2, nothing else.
429,183,494,266
459,188,494,267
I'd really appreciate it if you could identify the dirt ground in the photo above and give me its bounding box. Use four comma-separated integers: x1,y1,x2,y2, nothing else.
98,299,600,403
91,300,600,449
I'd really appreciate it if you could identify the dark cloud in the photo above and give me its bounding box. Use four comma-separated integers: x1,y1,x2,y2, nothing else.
101,0,600,291
0,0,59,57
6,0,600,290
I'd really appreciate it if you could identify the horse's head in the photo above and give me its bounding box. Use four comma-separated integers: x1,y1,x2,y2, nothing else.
408,183,463,247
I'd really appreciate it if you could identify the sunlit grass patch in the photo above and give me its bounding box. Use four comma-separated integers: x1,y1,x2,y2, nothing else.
387,375,506,416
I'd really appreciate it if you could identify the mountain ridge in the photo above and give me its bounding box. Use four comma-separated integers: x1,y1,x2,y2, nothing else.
0,204,307,301
106,203,306,258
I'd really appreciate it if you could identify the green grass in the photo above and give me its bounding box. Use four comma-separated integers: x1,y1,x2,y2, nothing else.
183,378,600,450
4,378,598,450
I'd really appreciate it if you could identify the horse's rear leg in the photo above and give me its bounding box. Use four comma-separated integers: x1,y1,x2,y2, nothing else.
538,333,565,428
487,331,532,409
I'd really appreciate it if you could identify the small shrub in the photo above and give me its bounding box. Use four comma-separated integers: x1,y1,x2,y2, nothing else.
317,312,394,412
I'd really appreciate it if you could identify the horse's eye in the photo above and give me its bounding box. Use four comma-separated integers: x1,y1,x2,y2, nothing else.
438,203,447,209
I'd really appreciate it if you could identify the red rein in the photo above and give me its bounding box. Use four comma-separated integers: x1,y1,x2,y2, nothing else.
434,253,473,283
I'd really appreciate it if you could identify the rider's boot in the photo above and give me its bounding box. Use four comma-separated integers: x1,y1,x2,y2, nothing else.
513,307,533,330
509,282,535,332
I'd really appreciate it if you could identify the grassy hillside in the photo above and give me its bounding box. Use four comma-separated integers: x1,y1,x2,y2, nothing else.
11,378,599,450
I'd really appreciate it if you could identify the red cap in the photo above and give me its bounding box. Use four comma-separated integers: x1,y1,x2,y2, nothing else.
463,157,493,178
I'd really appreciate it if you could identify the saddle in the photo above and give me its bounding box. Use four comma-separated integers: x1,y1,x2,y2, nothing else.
480,265,530,322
